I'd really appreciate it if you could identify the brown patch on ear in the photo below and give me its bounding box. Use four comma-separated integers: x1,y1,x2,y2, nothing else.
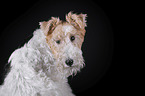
66,12,87,30
39,17,61,36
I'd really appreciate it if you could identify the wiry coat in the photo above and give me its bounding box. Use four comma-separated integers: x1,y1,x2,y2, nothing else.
0,30,75,96
0,12,87,96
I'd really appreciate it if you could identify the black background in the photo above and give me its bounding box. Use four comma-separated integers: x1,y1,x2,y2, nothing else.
0,0,125,96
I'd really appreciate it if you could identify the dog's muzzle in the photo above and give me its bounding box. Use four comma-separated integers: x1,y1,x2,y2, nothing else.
65,58,73,67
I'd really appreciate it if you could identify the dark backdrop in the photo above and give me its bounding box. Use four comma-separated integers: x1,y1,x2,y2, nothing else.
0,0,123,96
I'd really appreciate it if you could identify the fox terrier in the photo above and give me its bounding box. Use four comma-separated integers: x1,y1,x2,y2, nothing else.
0,12,87,96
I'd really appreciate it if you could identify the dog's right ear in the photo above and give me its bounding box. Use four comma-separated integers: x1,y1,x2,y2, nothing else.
39,17,61,36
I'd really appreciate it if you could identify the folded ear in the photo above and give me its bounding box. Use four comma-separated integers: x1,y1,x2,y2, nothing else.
66,12,87,30
39,17,61,36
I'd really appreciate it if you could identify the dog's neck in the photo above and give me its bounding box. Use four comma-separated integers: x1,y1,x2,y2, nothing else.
28,29,68,83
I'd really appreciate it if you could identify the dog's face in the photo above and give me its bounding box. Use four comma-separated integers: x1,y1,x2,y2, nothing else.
40,12,87,77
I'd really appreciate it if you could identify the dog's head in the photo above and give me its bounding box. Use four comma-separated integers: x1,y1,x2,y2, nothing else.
40,12,87,77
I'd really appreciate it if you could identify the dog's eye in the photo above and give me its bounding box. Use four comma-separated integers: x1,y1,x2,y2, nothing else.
70,36,75,41
56,40,60,44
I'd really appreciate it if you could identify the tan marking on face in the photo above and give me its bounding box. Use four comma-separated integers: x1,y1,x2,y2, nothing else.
46,22,85,59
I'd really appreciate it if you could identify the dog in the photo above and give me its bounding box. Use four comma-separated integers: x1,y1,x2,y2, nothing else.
0,12,87,96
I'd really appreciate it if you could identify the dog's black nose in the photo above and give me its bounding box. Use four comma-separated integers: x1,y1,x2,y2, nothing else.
65,59,73,67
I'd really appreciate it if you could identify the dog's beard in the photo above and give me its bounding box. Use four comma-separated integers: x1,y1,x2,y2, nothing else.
58,49,85,77
64,56,84,77
49,46,85,79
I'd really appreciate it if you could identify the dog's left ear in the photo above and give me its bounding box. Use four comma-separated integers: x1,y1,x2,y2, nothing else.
66,12,87,30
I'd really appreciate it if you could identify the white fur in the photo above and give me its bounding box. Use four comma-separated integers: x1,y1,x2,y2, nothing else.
63,25,74,36
0,29,84,96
